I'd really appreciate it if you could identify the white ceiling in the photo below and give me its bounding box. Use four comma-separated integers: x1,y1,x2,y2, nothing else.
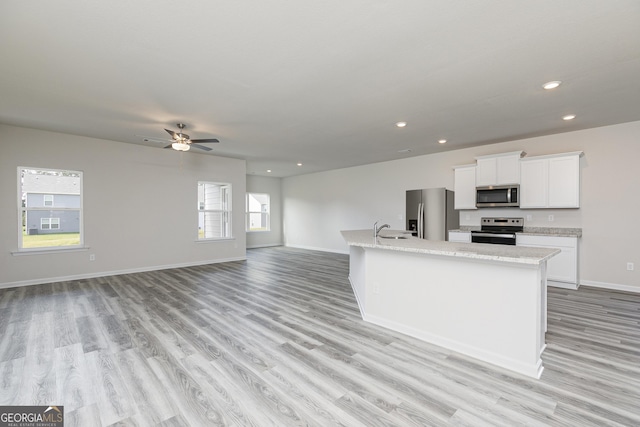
2,1,639,177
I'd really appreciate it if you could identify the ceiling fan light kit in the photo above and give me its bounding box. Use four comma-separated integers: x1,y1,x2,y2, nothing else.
171,141,190,151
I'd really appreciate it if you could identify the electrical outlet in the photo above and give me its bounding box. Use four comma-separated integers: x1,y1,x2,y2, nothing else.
548,215,554,222
627,262,634,271
526,215,532,221
465,214,471,221
89,254,96,261
373,281,380,294
398,213,403,220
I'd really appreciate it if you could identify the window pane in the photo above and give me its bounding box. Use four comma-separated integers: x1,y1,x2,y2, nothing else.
199,182,226,210
199,211,231,238
248,212,269,231
246,193,270,231
198,182,232,239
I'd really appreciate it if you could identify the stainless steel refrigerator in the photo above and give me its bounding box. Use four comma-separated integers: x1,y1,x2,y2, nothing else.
406,188,459,241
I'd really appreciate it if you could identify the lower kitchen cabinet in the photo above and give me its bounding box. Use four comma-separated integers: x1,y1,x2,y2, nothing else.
516,234,579,289
448,230,471,243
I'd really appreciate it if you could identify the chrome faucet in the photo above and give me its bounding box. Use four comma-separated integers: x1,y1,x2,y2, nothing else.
374,221,390,237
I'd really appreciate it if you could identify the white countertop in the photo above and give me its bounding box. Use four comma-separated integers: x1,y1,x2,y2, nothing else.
341,229,560,265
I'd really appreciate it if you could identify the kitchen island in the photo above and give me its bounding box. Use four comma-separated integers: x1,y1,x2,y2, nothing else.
341,229,559,378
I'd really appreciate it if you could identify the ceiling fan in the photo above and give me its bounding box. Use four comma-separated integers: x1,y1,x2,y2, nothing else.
148,123,220,152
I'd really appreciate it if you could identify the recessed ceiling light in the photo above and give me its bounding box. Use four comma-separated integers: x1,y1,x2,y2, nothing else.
543,81,562,90
562,114,576,121
396,121,407,128
438,139,447,144
297,163,302,166
267,169,272,173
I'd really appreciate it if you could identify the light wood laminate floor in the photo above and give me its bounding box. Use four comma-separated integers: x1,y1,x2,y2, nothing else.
0,246,638,426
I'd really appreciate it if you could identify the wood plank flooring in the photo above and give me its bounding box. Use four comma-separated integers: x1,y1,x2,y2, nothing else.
0,246,639,426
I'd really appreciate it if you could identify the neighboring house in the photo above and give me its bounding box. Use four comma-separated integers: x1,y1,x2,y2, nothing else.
22,172,81,235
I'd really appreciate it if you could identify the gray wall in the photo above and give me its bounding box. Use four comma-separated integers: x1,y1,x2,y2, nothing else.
246,175,283,248
282,121,640,291
0,124,247,288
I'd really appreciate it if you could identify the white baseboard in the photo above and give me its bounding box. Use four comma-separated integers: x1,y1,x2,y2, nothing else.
284,243,349,255
580,279,640,294
548,280,579,290
246,243,283,249
0,256,247,290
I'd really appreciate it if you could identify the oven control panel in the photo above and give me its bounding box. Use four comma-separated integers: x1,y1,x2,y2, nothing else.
481,217,524,227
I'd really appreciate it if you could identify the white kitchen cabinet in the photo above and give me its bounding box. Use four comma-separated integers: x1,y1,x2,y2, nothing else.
453,164,477,210
519,158,548,208
475,151,524,186
520,152,582,209
516,234,579,289
448,230,471,243
548,155,581,207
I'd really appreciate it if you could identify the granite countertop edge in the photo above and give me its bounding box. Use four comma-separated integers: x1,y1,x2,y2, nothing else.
341,230,559,265
452,226,582,238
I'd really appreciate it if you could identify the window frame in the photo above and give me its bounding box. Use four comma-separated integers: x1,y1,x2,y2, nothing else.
245,192,271,232
18,167,84,252
197,181,233,241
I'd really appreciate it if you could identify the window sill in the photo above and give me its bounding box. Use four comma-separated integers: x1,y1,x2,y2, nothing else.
195,237,236,243
12,246,89,256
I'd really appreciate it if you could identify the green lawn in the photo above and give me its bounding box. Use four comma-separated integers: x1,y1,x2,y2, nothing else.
22,233,80,248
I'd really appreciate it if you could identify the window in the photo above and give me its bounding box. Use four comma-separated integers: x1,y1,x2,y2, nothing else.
41,218,60,230
246,193,270,232
19,167,83,250
198,182,232,239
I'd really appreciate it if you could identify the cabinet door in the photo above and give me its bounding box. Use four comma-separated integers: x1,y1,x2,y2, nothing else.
548,156,580,208
448,231,471,243
519,159,548,208
475,158,496,187
496,154,520,185
454,166,477,210
516,235,578,284
546,245,577,283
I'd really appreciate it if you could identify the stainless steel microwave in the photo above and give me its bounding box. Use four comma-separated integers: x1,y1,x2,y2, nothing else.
476,185,519,208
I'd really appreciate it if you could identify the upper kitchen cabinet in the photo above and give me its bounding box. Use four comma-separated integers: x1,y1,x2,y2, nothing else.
453,164,477,210
475,151,525,186
520,152,583,209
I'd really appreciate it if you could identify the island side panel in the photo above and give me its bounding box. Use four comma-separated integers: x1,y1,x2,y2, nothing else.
348,246,366,316
361,247,545,378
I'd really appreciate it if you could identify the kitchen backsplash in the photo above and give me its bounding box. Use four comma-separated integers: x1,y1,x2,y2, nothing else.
458,207,582,228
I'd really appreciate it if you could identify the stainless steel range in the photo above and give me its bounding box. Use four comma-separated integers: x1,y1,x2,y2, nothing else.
471,217,524,245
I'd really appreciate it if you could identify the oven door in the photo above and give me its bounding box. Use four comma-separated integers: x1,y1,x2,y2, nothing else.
471,232,517,245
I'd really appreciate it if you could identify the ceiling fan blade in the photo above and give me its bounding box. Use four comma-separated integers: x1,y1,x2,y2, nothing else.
164,144,173,149
165,128,179,139
190,138,220,143
191,143,213,151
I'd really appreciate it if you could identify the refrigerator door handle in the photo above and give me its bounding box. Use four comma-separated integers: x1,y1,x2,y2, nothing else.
418,203,424,239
